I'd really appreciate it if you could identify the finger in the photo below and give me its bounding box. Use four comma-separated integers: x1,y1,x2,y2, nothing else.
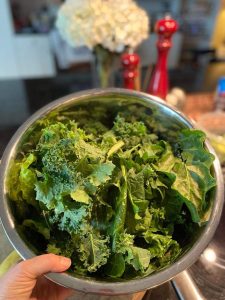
15,254,71,279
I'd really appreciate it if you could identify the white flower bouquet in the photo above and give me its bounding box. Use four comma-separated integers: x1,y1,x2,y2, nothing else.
56,0,149,87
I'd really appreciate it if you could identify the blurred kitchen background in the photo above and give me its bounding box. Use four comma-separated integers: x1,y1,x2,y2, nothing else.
1,0,225,156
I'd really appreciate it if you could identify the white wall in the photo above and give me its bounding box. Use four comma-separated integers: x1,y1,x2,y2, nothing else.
14,35,56,78
0,0,18,78
0,0,56,80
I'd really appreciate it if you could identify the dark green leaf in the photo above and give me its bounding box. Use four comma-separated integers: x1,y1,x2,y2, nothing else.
105,253,125,278
23,219,50,240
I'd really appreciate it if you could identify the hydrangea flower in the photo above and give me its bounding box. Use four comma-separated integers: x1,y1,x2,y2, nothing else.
56,0,149,53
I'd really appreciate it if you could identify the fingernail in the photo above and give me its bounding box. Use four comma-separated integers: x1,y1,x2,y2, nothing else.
59,257,71,267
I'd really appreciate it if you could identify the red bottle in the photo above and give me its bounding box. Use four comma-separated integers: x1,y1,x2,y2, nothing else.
147,15,178,100
121,51,140,90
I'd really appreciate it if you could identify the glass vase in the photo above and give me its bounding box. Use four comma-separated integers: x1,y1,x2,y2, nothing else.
94,45,119,88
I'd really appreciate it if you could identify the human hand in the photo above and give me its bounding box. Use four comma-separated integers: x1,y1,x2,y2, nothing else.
0,253,74,300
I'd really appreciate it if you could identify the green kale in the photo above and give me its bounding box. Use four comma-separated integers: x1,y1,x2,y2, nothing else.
77,229,110,272
7,103,216,279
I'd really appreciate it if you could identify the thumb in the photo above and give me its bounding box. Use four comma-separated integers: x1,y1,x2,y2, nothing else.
16,254,71,279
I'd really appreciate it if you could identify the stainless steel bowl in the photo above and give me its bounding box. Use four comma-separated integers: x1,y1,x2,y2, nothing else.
0,88,224,295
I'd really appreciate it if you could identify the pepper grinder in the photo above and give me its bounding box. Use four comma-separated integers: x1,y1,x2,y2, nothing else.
121,50,140,90
147,15,178,99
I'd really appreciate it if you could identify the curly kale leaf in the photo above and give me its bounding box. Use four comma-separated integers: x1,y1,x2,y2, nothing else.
77,230,110,273
113,115,147,138
144,231,181,266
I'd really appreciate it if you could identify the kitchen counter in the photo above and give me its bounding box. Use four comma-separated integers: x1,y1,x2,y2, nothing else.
183,92,214,120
